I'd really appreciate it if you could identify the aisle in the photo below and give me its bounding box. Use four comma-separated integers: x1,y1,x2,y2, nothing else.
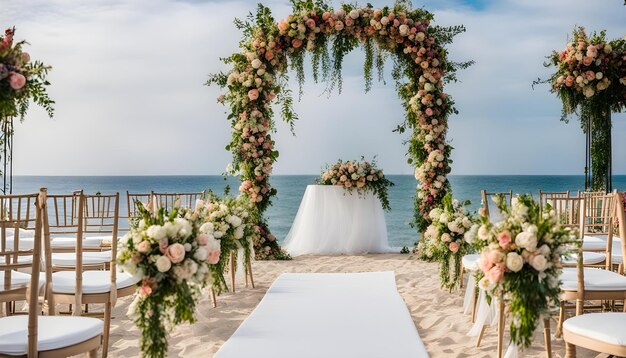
107,254,599,358
215,272,428,358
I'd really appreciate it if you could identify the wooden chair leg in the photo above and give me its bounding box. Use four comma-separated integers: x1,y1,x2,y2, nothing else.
543,318,552,358
564,342,576,358
471,289,478,323
211,288,217,308
230,252,236,293
245,262,249,288
556,300,565,338
475,325,487,347
575,299,583,316
497,298,505,358
102,302,111,358
460,269,464,289
89,348,99,358
247,260,255,289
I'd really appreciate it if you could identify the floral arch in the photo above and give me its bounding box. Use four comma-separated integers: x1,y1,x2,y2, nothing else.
208,0,471,259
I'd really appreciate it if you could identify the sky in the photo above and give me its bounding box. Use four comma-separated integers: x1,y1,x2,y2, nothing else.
1,0,625,176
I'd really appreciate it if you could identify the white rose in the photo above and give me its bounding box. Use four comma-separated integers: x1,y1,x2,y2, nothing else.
194,247,208,261
515,232,538,251
478,225,490,241
156,255,172,272
251,58,262,69
506,252,524,272
163,222,178,237
349,9,359,19
214,231,224,239
175,218,192,237
234,226,244,240
429,208,441,221
439,213,450,224
538,244,550,256
529,254,548,272
184,243,192,252
462,217,471,228
147,225,166,241
200,222,214,233
478,276,496,291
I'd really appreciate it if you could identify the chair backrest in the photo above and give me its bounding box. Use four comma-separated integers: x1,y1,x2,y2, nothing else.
538,190,569,211
0,193,40,304
126,191,151,219
480,190,513,223
151,191,205,211
544,195,584,232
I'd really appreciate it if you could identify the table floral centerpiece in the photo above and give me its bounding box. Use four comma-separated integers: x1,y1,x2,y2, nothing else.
118,202,221,358
317,158,394,211
465,194,578,351
418,193,474,291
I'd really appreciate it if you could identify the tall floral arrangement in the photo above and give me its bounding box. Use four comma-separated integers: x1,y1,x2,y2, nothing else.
0,27,54,191
542,27,626,191
465,195,578,349
197,192,260,290
417,193,473,290
317,158,394,210
207,0,471,258
118,204,220,358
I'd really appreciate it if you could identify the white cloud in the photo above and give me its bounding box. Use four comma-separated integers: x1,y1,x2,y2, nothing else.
1,0,624,175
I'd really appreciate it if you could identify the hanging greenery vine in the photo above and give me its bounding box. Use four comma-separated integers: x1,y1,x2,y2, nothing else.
207,0,471,259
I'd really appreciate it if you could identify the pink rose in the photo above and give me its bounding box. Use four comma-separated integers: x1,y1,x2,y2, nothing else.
198,234,209,246
497,230,511,249
137,240,150,253
487,263,505,284
265,51,274,61
21,52,30,63
292,39,303,48
159,238,169,253
277,20,289,32
139,283,153,297
449,242,459,253
248,89,259,101
487,250,504,265
165,243,186,264
9,72,26,90
207,250,220,264
480,252,493,273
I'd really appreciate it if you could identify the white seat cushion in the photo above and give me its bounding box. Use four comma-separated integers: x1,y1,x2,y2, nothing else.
0,271,45,292
462,254,480,271
583,235,608,251
561,252,606,265
52,269,140,294
563,312,626,346
0,315,103,355
561,267,626,291
2,237,35,251
50,235,110,248
51,251,112,267
0,255,33,265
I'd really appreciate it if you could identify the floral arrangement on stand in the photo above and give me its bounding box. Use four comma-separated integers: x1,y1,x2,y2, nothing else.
118,204,221,358
1,27,54,192
540,26,626,191
207,0,471,257
417,193,473,291
196,192,259,291
317,158,394,211
464,194,578,350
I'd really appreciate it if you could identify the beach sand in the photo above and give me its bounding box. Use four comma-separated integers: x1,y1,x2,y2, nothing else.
107,254,601,358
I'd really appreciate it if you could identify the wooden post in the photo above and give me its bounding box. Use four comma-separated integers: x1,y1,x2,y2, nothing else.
497,296,505,358
230,252,236,293
543,318,552,358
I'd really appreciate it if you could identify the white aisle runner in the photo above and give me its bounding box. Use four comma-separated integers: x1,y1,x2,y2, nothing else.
215,272,429,358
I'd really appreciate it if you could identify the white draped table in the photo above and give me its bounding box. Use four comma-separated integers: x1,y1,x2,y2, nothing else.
283,185,392,255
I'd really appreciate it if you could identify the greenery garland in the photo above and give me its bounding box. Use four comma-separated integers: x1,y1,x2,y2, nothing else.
207,0,471,259
539,27,626,191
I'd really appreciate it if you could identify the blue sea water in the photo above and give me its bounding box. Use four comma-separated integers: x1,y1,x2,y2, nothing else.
10,175,626,248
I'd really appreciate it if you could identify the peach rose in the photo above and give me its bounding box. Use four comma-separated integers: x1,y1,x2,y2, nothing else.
449,242,459,253
198,234,209,246
166,243,186,264
497,230,511,249
487,263,505,284
137,240,150,253
248,89,259,101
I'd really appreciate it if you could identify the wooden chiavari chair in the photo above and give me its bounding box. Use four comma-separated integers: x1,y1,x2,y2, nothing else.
538,190,569,211
0,190,104,358
556,193,626,337
150,191,205,211
42,190,139,357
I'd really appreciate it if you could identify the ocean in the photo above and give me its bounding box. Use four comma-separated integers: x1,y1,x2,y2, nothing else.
10,175,626,248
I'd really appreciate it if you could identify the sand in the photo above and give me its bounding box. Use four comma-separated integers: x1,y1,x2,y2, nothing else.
106,254,602,358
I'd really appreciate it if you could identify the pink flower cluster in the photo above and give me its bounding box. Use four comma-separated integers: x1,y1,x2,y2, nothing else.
0,27,29,91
